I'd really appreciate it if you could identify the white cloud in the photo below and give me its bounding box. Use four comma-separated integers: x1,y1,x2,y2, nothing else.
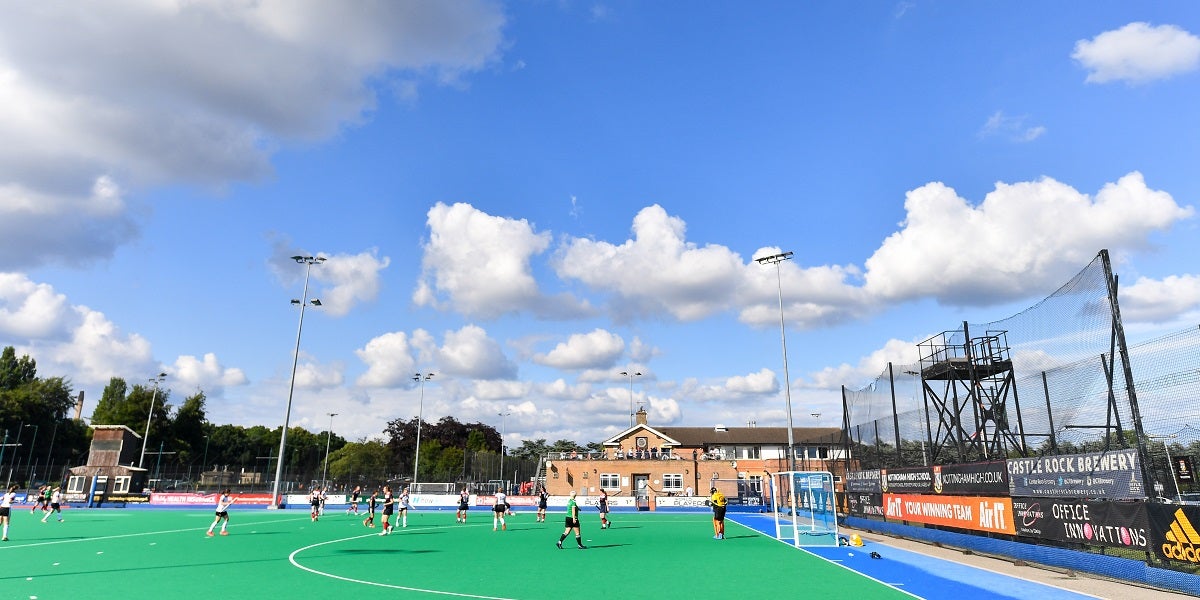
534,328,625,370
355,331,417,388
267,243,388,317
0,273,71,338
435,324,518,380
415,202,590,319
170,353,248,394
317,249,390,317
0,2,507,269
979,110,1046,143
59,307,156,385
292,351,345,389
0,273,161,384
808,339,922,389
725,368,779,395
0,177,138,270
738,252,868,329
1120,274,1200,323
863,172,1194,305
556,205,748,321
1073,22,1200,84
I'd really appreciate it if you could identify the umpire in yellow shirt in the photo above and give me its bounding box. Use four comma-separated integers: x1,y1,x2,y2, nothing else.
709,486,727,540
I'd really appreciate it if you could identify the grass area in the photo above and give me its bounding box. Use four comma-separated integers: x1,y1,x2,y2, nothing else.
1,507,911,599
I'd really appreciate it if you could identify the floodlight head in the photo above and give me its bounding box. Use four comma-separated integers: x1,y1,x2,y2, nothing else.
754,251,794,265
310,299,322,306
290,299,301,305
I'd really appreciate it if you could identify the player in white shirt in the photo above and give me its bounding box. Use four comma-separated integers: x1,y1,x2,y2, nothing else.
492,489,508,531
396,487,411,528
1,484,18,541
206,489,236,537
42,487,64,523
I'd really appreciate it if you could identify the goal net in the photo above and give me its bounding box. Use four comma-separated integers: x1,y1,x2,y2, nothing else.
766,471,839,546
708,476,767,513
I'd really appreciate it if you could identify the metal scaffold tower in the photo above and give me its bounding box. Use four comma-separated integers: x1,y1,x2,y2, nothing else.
916,324,1028,463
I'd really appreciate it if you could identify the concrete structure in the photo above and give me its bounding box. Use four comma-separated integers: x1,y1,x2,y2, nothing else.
542,409,846,508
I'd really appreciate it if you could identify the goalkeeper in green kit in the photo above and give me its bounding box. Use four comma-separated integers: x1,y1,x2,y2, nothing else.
556,490,586,549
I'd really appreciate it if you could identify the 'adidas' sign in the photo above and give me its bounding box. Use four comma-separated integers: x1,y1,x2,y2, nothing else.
1162,508,1200,562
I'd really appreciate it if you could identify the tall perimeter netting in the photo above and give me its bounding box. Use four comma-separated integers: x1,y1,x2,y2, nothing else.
842,250,1200,497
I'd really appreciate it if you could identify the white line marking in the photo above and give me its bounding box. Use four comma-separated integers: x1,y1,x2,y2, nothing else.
0,515,310,550
287,526,516,599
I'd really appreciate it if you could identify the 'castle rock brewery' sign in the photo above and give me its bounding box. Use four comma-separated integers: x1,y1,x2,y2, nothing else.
1007,449,1144,499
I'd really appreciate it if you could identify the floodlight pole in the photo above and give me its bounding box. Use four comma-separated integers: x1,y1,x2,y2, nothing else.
24,424,39,485
139,373,168,468
412,373,434,486
619,370,642,428
757,251,796,472
270,255,325,508
498,411,512,490
1150,434,1181,500
321,413,337,488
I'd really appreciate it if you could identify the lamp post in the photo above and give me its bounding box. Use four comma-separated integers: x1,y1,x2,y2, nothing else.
756,251,796,472
139,373,168,468
412,373,434,486
498,411,511,491
270,254,325,508
1150,434,1181,500
619,371,642,428
5,420,22,488
24,424,39,485
201,435,210,489
44,417,59,487
0,429,8,488
321,413,337,489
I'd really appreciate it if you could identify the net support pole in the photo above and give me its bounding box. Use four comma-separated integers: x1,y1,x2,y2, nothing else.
1101,249,1154,496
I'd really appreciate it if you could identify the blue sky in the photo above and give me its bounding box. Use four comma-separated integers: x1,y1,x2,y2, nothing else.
2,1,1199,448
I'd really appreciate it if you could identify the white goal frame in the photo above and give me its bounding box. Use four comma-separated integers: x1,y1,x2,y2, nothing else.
767,470,839,546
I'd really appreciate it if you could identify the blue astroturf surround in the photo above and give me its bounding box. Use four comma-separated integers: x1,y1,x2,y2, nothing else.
843,515,1200,597
728,513,1101,600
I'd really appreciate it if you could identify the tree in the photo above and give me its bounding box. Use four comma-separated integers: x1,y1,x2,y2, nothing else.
466,430,489,453
510,438,549,461
171,391,208,465
328,439,391,485
0,346,37,391
549,439,581,454
90,378,173,445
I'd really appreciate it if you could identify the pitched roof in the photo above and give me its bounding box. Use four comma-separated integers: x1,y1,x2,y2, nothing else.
600,424,682,446
653,426,844,447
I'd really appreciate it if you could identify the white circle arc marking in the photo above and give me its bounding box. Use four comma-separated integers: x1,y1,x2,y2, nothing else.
288,531,515,599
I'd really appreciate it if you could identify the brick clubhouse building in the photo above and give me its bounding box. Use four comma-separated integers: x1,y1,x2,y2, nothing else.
540,409,846,509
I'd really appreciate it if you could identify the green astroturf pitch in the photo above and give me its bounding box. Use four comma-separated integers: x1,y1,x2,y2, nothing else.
0,508,911,600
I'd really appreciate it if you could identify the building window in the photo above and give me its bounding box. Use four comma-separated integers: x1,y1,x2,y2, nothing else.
746,475,763,494
736,446,760,459
67,476,85,493
663,473,683,491
114,476,131,493
600,473,620,489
